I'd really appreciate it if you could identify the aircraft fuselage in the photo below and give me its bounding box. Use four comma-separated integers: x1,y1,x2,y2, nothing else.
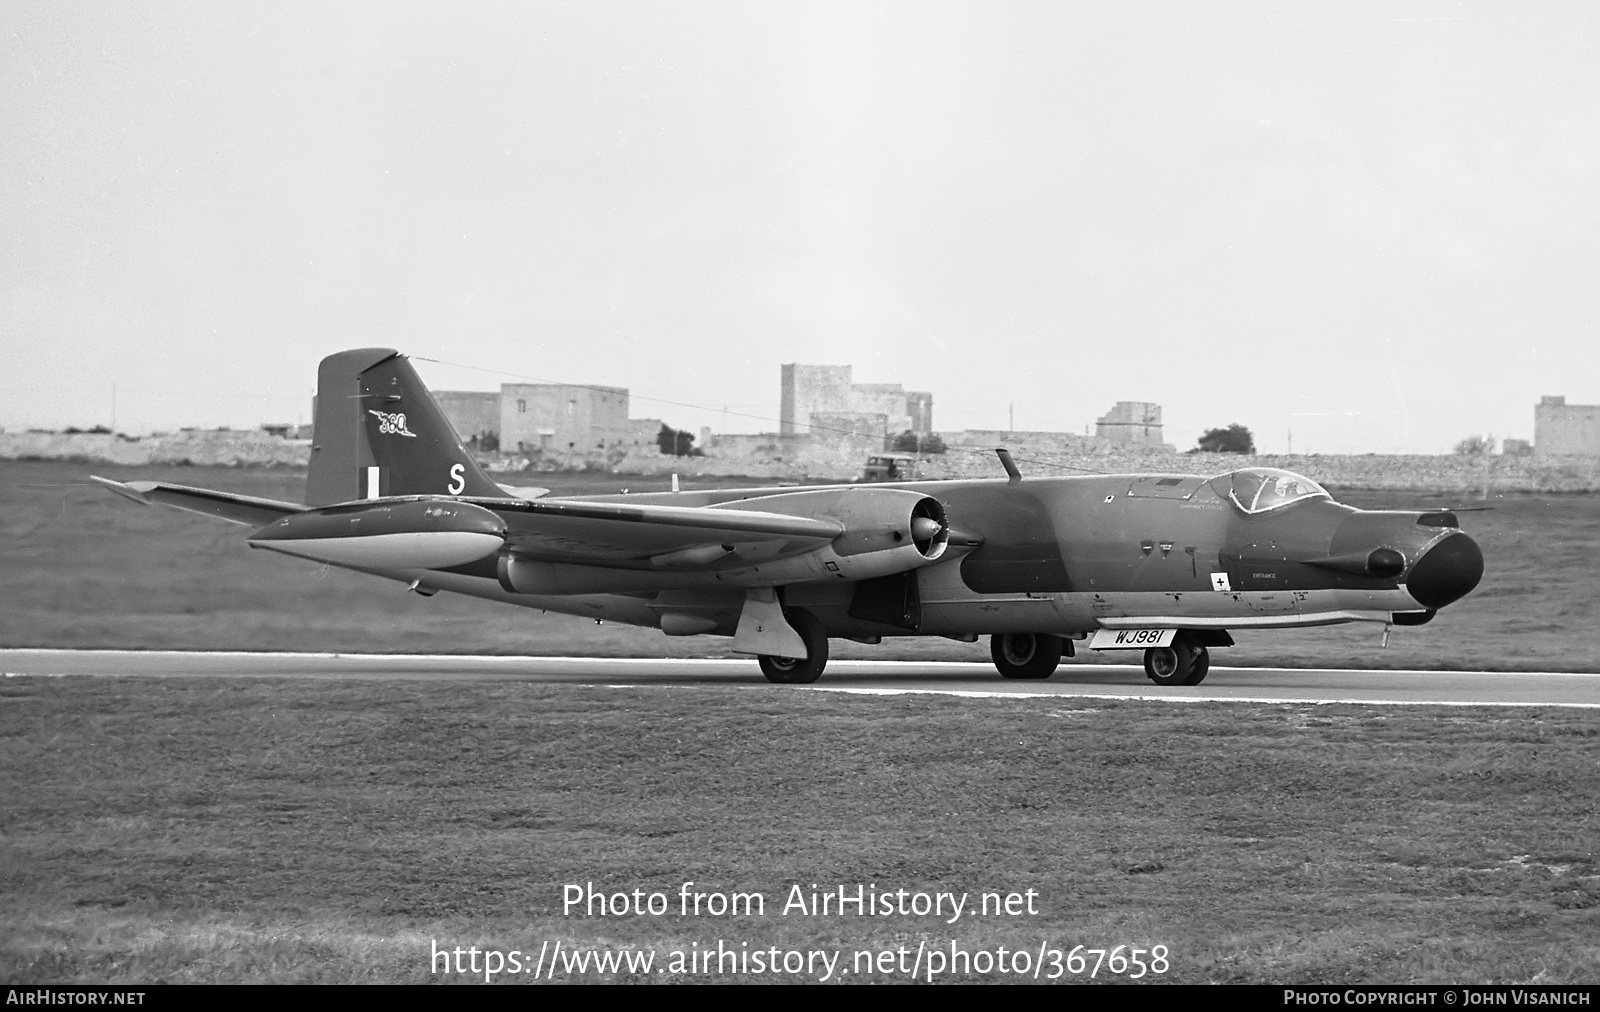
377,470,1480,644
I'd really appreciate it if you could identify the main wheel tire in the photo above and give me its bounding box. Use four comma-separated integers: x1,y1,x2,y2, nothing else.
1144,638,1197,686
990,632,1063,680
758,608,829,684
1180,643,1211,686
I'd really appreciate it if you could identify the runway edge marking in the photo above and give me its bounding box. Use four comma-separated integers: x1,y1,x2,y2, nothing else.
0,649,1594,679
790,686,1600,708
588,682,1600,709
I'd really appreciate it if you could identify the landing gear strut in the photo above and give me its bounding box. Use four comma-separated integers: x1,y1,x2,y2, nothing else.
758,608,829,684
990,633,1064,680
1144,632,1210,686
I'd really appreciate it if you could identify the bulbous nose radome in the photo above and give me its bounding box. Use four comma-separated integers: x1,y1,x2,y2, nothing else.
1405,532,1483,609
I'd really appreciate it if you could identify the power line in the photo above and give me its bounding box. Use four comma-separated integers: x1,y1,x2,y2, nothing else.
411,355,1116,477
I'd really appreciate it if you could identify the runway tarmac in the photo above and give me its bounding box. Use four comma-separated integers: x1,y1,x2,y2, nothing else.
4,649,1599,707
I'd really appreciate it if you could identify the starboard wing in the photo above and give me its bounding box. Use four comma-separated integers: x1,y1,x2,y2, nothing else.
91,475,842,572
493,497,844,568
91,476,307,527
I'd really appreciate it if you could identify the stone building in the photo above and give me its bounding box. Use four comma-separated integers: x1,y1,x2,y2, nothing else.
430,384,661,459
808,411,894,447
434,391,500,448
779,364,933,439
499,383,660,456
1535,396,1600,456
1095,401,1166,446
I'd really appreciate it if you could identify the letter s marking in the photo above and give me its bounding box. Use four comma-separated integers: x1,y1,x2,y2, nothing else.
448,463,465,495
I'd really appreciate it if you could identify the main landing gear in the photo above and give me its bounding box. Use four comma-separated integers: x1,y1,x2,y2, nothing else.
758,608,829,684
1143,632,1210,687
990,633,1064,680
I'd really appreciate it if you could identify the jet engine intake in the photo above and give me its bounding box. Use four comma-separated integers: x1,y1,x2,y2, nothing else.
741,488,951,584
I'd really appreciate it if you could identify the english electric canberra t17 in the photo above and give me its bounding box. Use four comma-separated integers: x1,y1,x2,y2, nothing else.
95,349,1483,686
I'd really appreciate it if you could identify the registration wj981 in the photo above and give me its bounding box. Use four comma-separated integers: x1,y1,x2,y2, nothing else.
1088,628,1176,650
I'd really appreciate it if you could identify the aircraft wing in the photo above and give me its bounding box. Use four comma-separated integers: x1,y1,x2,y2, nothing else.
91,476,306,527
492,497,844,567
98,474,931,580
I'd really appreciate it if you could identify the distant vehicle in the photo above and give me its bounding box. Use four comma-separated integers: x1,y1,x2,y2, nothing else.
861,454,918,482
94,348,1484,688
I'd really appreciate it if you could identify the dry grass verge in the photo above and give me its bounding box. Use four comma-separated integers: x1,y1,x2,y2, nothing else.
2,676,1597,983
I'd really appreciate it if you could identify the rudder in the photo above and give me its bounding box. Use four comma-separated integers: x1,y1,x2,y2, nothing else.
306,348,504,505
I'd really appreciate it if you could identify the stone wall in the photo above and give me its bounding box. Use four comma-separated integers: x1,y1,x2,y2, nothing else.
911,446,1600,494
0,431,311,467
8,429,1598,492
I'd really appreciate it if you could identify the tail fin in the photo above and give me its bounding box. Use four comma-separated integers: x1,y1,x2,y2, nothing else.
306,348,505,505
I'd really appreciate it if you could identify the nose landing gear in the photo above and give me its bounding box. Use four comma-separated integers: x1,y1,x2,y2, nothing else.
1144,632,1210,686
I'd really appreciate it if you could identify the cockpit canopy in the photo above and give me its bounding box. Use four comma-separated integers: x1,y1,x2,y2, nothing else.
1209,467,1332,515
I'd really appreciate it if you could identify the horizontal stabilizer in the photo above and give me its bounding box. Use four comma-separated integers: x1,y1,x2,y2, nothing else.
91,476,306,527
496,483,550,500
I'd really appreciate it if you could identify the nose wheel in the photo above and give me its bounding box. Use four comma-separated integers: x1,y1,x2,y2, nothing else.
1144,634,1210,686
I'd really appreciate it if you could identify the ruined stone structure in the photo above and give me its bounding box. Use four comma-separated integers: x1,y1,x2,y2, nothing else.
905,391,934,433
1095,401,1166,446
1535,396,1600,456
780,364,933,439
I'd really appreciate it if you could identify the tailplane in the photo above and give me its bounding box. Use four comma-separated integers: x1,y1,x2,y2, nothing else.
306,348,504,505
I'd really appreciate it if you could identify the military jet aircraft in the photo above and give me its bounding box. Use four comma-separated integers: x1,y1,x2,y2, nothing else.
94,349,1483,686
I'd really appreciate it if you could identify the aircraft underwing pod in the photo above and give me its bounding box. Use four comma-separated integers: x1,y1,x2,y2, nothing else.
248,499,507,569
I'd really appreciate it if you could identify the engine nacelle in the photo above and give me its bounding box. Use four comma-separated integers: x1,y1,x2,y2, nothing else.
496,487,952,595
702,486,949,584
249,499,506,569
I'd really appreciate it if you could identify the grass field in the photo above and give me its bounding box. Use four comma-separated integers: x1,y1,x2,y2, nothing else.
2,676,1597,984
2,460,1596,672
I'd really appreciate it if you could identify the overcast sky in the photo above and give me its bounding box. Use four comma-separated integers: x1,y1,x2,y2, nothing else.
4,2,1596,454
